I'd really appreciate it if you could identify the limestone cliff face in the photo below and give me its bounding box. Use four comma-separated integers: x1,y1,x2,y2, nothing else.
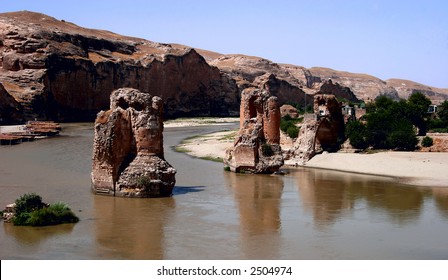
317,79,360,103
209,54,448,105
91,88,176,198
1,11,447,124
0,82,22,124
386,79,448,104
44,48,238,120
306,67,400,101
0,11,239,122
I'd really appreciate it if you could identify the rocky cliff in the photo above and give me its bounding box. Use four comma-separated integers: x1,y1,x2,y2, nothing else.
1,11,447,124
0,11,239,122
0,82,22,123
386,79,448,104
209,54,445,104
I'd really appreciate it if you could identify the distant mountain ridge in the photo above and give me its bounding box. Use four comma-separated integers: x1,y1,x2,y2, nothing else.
0,11,447,124
205,54,448,104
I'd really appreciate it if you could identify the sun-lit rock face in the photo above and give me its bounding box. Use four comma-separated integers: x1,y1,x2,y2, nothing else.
224,87,283,174
0,11,239,122
0,82,22,124
91,88,176,198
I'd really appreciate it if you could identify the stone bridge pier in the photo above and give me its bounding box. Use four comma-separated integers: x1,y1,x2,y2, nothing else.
91,88,176,197
224,87,283,173
288,94,345,165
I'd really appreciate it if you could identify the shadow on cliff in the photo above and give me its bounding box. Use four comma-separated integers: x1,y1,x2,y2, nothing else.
172,186,206,196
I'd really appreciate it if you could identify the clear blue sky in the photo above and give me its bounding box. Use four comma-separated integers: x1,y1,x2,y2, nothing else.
1,0,447,88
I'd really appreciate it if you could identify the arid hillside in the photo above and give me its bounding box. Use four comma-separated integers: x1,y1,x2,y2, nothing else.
0,11,239,122
1,11,447,124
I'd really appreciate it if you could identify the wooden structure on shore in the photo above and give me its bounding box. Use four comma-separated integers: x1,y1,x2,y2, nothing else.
0,121,61,145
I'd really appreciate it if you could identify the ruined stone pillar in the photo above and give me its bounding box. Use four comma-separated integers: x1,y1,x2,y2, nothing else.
91,88,176,197
240,88,258,128
91,108,133,195
263,96,280,145
131,96,164,157
224,87,283,174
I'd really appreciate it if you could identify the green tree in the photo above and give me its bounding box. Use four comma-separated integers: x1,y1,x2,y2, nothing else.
366,111,391,149
386,119,417,150
345,120,368,149
437,100,448,125
408,92,431,113
357,95,419,150
375,95,394,111
407,92,431,135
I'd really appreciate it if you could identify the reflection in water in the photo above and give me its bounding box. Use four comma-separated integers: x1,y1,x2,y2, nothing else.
296,168,355,228
225,172,283,259
4,223,75,245
432,188,448,219
93,195,175,259
361,183,425,224
1,123,448,259
294,168,438,227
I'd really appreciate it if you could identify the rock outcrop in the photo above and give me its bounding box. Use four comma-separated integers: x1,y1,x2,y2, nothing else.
0,82,22,124
224,88,283,173
280,104,299,119
317,79,360,103
0,11,239,122
306,67,401,101
91,88,176,197
209,54,448,105
386,79,448,104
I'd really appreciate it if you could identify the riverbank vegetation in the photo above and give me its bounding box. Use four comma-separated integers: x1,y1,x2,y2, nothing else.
280,115,302,138
345,92,443,151
427,100,448,133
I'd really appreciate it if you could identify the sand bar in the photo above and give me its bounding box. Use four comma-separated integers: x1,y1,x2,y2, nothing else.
164,117,239,128
304,151,448,187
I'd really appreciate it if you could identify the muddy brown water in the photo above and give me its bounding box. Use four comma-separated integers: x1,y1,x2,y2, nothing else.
1,123,448,259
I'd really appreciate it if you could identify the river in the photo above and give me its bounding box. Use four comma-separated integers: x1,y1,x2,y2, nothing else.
1,123,448,259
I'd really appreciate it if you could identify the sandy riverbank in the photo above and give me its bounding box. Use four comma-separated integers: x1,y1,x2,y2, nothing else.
164,117,239,128
175,130,237,161
176,129,448,187
304,152,448,187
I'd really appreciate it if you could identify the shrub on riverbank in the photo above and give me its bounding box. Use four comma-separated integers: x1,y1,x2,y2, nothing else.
421,136,434,147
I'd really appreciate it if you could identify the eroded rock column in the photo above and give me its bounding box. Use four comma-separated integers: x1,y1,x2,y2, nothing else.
91,88,176,197
224,88,283,173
